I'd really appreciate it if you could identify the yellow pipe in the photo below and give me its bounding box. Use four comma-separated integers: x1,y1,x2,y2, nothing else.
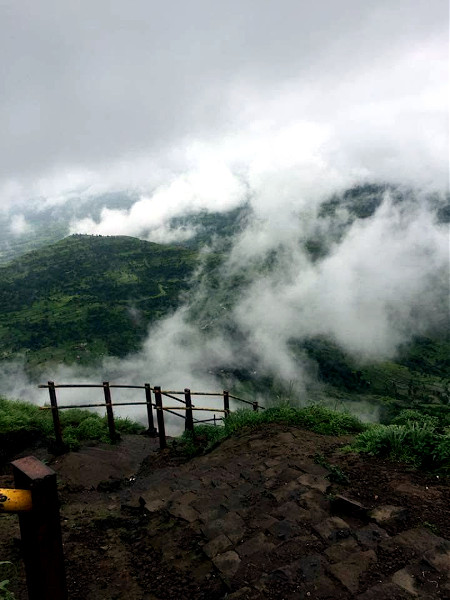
0,488,33,512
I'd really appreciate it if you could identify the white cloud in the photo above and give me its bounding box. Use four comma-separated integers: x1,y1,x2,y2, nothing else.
0,0,446,209
9,213,31,235
70,161,247,240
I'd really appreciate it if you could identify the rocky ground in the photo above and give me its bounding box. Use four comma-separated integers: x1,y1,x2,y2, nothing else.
0,424,449,599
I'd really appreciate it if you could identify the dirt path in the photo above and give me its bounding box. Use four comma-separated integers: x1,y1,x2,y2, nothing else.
1,425,449,599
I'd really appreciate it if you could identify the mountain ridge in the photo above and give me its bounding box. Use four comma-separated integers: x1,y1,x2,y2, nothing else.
0,234,199,367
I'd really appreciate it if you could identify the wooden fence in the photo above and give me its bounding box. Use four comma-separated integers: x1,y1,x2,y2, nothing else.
38,381,263,450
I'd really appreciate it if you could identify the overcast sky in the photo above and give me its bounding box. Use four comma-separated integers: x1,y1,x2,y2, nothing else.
0,0,448,210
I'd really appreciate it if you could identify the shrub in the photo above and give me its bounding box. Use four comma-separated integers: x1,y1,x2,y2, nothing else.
75,416,110,443
391,409,439,429
353,421,450,473
0,398,53,437
0,396,144,453
179,425,227,457
115,417,145,435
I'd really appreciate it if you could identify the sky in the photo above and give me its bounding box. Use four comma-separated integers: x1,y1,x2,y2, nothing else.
0,0,448,212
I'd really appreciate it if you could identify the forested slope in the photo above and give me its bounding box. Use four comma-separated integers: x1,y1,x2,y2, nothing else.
0,234,198,365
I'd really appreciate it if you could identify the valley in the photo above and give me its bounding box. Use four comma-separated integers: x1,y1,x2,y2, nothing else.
0,185,448,427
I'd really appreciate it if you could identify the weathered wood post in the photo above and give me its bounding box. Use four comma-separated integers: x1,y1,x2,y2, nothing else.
144,383,157,437
184,388,194,432
47,381,64,448
252,401,259,412
154,386,166,449
103,381,118,442
223,390,230,417
11,456,67,600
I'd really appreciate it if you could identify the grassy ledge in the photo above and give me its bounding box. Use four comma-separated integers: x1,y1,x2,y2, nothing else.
176,405,450,475
2,396,449,475
176,404,366,458
0,396,144,458
351,409,450,474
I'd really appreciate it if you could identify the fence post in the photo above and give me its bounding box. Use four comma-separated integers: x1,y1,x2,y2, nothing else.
154,386,166,449
103,381,119,442
223,390,230,417
144,384,157,437
48,381,64,449
253,401,259,412
11,456,67,600
184,388,194,433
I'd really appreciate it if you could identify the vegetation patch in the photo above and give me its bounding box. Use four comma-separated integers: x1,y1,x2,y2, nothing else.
174,404,366,458
0,561,16,600
176,405,450,476
352,409,450,474
314,452,350,484
0,397,144,459
224,404,366,436
0,234,199,367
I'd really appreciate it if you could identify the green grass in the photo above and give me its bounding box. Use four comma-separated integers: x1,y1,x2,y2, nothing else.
176,424,227,458
0,397,145,454
352,409,450,473
0,562,16,600
0,234,199,366
314,453,350,484
223,404,366,436
176,404,366,457
3,394,449,476
177,405,450,475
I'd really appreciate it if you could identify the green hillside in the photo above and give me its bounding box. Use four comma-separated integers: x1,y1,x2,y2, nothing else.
1,187,448,423
0,234,198,367
0,192,138,264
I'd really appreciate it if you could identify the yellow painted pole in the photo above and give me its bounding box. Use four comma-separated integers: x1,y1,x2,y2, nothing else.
12,456,67,599
0,488,33,512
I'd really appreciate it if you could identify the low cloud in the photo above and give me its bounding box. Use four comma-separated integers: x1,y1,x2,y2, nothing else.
231,193,448,377
9,214,32,236
70,161,246,242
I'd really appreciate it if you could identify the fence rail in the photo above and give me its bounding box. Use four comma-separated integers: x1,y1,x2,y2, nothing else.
38,381,263,450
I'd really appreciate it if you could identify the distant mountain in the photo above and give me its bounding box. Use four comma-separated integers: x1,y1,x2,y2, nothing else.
0,192,138,264
168,203,252,250
0,193,251,264
0,234,198,367
3,183,445,265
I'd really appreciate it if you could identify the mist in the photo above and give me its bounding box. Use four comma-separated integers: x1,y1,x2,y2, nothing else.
0,1,448,429
2,178,447,431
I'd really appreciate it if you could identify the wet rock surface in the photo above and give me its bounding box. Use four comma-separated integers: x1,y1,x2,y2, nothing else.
1,424,449,599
